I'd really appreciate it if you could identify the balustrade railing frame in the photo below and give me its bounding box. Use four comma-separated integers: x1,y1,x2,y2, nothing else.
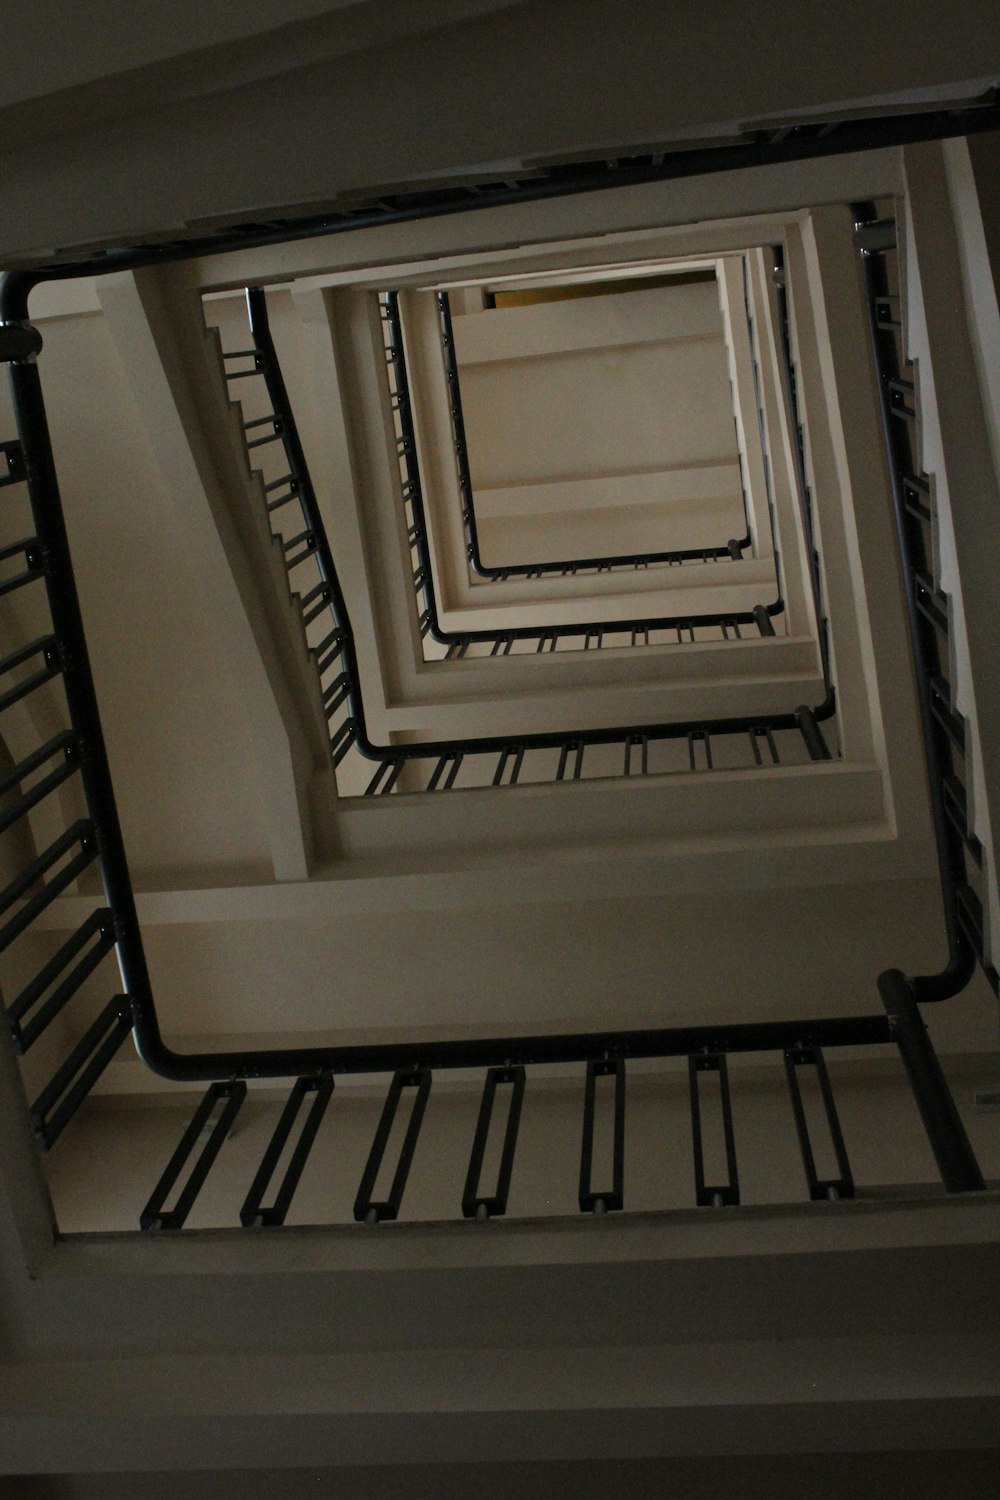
381,290,781,657
434,288,752,581
855,206,997,1004
237,284,835,797
0,268,836,1108
0,101,994,1211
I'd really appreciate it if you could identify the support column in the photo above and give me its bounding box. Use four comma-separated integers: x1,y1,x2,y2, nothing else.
879,967,984,1192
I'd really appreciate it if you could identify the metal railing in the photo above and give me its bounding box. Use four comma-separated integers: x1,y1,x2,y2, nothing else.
0,128,993,1225
216,286,835,797
0,346,970,1186
134,1016,954,1231
772,248,835,703
435,288,752,581
0,315,150,1147
382,291,781,662
855,207,998,1003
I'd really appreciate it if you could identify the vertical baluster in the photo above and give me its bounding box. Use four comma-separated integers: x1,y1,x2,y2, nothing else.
687,731,712,771
783,1047,854,1200
492,746,524,787
11,913,117,1055
557,742,586,781
0,821,99,952
330,718,358,769
0,730,78,840
689,1054,739,1206
322,674,351,716
427,752,463,791
365,758,403,796
240,1075,333,1226
314,628,345,675
624,734,648,777
579,1059,625,1213
462,1066,525,1219
140,1081,247,1230
354,1069,432,1223
29,996,133,1148
0,437,26,485
795,706,832,760
879,970,984,1191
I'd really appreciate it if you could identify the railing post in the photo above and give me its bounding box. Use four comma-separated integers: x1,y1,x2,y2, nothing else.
878,968,985,1191
753,604,775,636
0,322,43,367
795,705,832,760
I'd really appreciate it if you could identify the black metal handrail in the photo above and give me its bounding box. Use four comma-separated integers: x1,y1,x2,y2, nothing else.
232,285,834,799
742,254,791,641
135,1008,983,1229
0,400,942,1126
134,1014,939,1230
0,128,991,1216
435,289,752,580
855,209,998,1004
382,292,781,660
772,248,835,701
0,318,154,1144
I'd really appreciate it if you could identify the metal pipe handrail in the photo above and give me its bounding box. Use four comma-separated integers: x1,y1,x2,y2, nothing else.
0,273,836,1109
382,291,780,655
435,289,752,579
771,255,835,700
854,210,994,1003
741,254,792,637
0,189,986,1208
242,286,834,779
